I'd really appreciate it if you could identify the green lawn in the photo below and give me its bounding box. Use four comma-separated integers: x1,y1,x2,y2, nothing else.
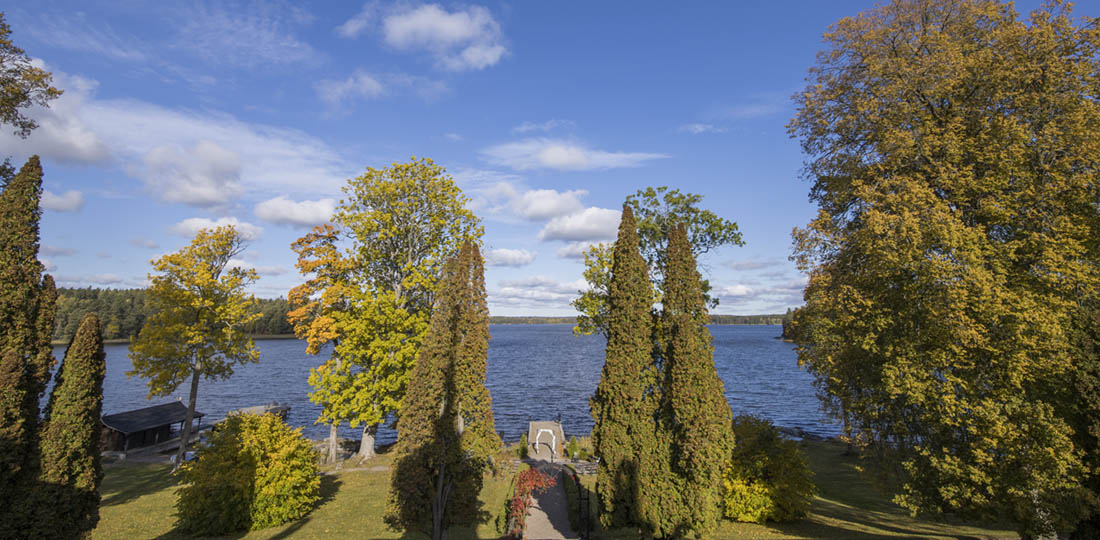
566,439,1019,540
93,449,518,540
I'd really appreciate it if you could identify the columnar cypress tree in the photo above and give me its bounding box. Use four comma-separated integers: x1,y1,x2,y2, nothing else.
37,313,106,539
386,242,500,540
590,205,655,528
0,348,29,538
30,275,57,398
663,223,734,537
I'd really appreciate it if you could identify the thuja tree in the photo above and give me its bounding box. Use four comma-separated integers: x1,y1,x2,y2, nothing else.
589,205,655,529
385,242,500,540
36,313,106,540
0,156,59,537
657,224,734,537
789,0,1100,536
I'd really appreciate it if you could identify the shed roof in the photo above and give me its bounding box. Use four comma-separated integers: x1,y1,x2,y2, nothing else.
101,402,204,434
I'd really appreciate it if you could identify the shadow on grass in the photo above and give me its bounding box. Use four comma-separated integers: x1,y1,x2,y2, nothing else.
100,464,177,508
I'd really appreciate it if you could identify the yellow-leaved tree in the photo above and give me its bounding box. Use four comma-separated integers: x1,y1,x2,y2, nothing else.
129,226,260,471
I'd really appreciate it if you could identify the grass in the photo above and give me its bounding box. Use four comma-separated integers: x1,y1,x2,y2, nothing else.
566,440,1019,540
93,448,518,540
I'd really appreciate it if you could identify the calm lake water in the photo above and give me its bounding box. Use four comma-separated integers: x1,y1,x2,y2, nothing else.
53,324,840,445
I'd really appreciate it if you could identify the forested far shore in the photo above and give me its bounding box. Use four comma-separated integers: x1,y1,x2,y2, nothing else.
53,287,793,342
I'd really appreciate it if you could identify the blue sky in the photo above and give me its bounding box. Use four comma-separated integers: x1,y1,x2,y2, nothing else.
0,0,1052,315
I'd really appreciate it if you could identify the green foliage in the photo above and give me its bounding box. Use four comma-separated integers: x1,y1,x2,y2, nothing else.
723,416,814,524
573,186,742,336
36,313,106,540
789,1,1100,535
517,433,529,459
386,242,500,539
128,225,261,468
566,436,579,459
0,14,62,137
176,413,320,535
590,205,656,529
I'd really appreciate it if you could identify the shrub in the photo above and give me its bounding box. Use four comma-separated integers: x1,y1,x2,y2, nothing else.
176,413,320,535
566,436,579,459
508,468,556,538
722,415,815,523
518,432,529,458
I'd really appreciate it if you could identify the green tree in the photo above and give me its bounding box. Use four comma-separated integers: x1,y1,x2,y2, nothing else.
573,186,742,336
36,313,106,540
0,13,61,138
789,1,1100,536
331,157,481,462
385,242,500,540
590,205,655,529
0,156,56,537
659,224,735,537
129,226,261,471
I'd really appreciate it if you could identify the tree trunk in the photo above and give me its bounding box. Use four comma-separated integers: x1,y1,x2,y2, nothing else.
173,366,201,473
357,423,377,463
328,422,339,464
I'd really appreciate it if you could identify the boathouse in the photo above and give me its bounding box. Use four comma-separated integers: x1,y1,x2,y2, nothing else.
100,402,205,452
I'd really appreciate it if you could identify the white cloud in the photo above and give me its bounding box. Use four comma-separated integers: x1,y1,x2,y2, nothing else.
481,138,668,171
41,245,76,257
254,196,335,227
42,190,84,212
130,237,159,249
170,217,264,241
177,2,318,67
725,259,786,271
717,284,754,297
41,259,57,272
485,248,535,267
443,132,463,141
18,13,148,62
228,260,289,276
0,65,110,164
512,189,586,221
382,4,507,71
489,276,590,310
56,273,128,286
512,119,575,134
678,123,726,135
316,70,385,107
556,241,602,260
538,207,620,242
134,140,243,207
336,3,377,38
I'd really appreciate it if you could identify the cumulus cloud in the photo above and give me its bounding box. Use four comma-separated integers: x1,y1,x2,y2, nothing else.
0,66,110,165
382,4,507,71
713,276,808,307
336,3,376,38
254,196,335,227
489,276,589,310
42,190,84,212
678,123,726,135
512,189,586,221
316,70,385,107
556,241,602,260
170,217,263,241
484,248,535,267
41,245,76,257
133,140,242,207
537,207,621,242
481,138,668,171
512,119,575,134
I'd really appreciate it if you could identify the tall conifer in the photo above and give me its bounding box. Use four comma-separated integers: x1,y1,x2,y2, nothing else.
0,348,28,538
590,205,655,528
664,223,734,537
37,313,106,539
386,242,500,540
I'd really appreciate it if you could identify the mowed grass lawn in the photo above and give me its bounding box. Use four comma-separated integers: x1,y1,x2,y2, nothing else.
93,448,517,540
94,440,1019,540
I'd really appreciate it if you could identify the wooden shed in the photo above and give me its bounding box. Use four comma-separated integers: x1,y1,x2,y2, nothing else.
100,402,205,452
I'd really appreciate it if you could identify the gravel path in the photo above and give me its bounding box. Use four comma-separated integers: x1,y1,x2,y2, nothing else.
524,464,577,540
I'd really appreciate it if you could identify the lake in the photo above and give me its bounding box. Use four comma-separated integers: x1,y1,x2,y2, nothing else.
53,324,840,445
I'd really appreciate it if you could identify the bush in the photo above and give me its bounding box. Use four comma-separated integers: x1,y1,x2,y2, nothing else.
518,432,529,459
722,415,815,524
566,436,579,459
176,413,320,535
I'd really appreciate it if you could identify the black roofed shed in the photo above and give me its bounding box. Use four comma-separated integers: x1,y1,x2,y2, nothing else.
101,402,205,452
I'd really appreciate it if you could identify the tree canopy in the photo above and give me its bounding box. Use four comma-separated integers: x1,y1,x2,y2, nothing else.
789,0,1100,535
0,13,61,138
572,186,742,336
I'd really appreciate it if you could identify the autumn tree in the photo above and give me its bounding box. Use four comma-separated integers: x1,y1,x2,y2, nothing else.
330,157,481,462
589,205,655,529
573,186,742,336
0,13,61,138
385,242,500,540
36,313,106,540
287,224,354,464
129,226,261,471
0,156,57,537
789,0,1100,536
